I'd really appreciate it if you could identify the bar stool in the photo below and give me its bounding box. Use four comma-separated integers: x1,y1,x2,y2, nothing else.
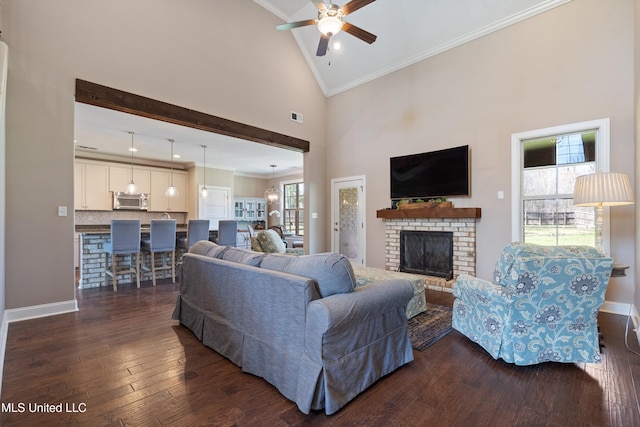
103,219,141,292
141,219,177,286
218,220,238,246
177,219,210,251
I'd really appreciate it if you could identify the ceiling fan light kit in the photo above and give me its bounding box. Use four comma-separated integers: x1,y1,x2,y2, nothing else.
276,0,378,57
318,8,344,36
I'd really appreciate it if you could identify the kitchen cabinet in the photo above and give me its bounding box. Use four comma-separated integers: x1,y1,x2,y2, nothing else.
149,170,187,212
109,165,151,193
234,197,266,221
75,161,111,210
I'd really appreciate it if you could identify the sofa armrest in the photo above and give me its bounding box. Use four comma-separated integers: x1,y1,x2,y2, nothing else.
305,279,413,361
452,274,512,307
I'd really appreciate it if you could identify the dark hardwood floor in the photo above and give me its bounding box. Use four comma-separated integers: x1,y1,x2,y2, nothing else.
1,282,640,426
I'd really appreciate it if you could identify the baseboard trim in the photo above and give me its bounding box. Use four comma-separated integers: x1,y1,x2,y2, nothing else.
631,305,640,348
600,300,632,316
4,299,78,323
0,312,8,396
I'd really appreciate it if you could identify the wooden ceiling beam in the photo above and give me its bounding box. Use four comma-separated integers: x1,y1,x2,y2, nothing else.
75,79,310,153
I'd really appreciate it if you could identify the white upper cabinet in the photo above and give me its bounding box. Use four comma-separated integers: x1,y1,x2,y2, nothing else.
109,165,151,194
149,170,187,212
75,160,111,210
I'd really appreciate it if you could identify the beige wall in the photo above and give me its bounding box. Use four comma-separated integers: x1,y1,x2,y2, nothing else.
632,0,640,314
326,0,636,303
2,0,327,309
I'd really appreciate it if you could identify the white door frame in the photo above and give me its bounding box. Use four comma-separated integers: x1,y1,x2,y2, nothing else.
331,175,366,266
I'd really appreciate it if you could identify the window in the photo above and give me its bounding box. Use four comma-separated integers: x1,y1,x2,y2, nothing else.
283,181,304,236
511,119,610,250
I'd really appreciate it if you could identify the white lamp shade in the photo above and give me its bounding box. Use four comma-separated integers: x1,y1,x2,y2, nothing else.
573,172,634,207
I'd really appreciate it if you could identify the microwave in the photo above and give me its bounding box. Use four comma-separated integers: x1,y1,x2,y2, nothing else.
113,192,149,210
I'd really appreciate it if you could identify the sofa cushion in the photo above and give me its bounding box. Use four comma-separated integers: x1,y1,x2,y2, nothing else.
266,229,287,254
261,252,356,297
221,247,266,266
255,231,279,253
189,240,227,258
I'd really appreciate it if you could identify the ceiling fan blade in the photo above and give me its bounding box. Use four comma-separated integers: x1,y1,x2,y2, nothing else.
341,0,376,15
276,19,318,31
342,22,377,44
316,34,330,56
310,0,327,11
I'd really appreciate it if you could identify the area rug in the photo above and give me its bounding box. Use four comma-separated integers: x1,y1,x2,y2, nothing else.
408,303,453,351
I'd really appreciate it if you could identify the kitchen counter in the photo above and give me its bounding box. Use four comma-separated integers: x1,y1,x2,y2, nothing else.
76,226,217,289
75,225,189,234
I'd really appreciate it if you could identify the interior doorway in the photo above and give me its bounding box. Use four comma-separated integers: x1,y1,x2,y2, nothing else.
331,176,366,266
198,186,231,231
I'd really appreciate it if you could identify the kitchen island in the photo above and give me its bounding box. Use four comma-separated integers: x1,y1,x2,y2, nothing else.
75,225,217,289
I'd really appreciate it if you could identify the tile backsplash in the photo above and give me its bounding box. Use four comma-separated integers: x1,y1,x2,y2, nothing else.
75,210,187,226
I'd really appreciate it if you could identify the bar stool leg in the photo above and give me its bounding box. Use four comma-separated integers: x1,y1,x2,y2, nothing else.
135,253,140,288
112,254,118,292
171,251,176,283
151,253,157,287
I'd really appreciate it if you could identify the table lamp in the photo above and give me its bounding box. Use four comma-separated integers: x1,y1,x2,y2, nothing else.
573,171,634,253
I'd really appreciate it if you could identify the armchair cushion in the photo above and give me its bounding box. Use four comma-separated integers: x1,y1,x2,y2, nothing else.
452,242,613,365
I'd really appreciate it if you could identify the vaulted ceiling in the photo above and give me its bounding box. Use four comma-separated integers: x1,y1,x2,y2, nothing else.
255,0,570,96
75,0,571,176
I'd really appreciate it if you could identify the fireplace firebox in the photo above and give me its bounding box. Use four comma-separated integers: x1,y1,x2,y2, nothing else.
399,231,454,280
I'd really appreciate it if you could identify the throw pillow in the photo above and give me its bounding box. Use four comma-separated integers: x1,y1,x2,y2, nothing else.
265,229,287,254
256,231,278,253
261,252,356,298
221,247,265,267
251,236,263,252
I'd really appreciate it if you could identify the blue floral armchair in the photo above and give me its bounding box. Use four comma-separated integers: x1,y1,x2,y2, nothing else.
452,242,613,365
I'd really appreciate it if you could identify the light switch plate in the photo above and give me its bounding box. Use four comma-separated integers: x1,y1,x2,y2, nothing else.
57,206,67,217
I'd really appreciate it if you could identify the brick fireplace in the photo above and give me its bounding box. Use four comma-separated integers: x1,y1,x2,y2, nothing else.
377,207,481,292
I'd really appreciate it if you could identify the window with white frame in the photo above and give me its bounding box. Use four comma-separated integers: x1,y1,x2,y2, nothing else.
283,181,304,236
511,119,610,249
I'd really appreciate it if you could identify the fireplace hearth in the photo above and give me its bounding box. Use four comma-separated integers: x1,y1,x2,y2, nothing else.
400,231,453,279
378,206,481,291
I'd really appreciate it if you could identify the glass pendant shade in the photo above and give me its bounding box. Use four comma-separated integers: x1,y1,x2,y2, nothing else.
124,131,139,194
200,145,208,198
125,181,138,195
166,138,178,197
265,164,280,204
165,185,178,197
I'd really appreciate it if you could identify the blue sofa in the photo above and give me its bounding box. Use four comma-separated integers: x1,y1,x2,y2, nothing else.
452,242,613,365
172,241,414,414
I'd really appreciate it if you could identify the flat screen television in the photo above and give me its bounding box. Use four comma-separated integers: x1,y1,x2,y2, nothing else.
390,145,469,200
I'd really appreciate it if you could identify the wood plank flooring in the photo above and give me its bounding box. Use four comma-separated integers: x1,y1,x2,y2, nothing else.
1,282,640,426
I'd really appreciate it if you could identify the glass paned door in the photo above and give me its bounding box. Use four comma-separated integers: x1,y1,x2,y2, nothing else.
331,177,365,266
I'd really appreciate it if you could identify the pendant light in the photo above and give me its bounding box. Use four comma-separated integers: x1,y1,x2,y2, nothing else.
165,138,178,197
200,145,208,198
264,164,280,204
125,131,138,195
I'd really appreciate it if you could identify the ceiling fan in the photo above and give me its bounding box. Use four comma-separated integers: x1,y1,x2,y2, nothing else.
276,0,378,57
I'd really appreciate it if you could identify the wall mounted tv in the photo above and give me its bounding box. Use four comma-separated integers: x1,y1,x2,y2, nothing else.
390,145,470,200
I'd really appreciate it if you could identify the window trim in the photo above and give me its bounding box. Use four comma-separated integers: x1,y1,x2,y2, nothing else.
511,118,610,251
